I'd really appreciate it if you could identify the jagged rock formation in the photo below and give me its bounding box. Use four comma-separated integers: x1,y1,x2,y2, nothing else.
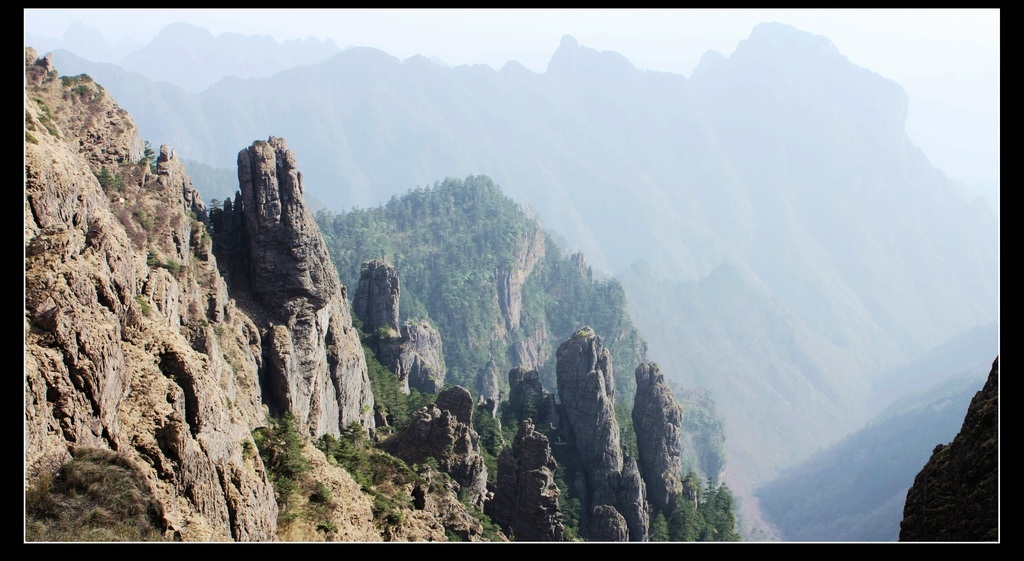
213,137,373,437
354,260,446,394
555,326,648,541
380,386,489,508
617,456,649,542
506,366,559,429
899,357,999,541
435,384,475,426
488,419,565,542
632,363,684,512
586,505,629,542
24,48,277,540
384,320,446,394
354,259,400,334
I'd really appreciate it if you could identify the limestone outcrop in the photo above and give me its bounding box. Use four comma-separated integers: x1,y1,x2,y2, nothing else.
899,357,999,541
506,366,559,429
25,48,277,541
495,226,545,333
632,362,684,513
488,419,565,542
354,260,446,394
380,386,489,508
354,259,400,334
214,137,374,437
555,326,648,541
386,320,447,394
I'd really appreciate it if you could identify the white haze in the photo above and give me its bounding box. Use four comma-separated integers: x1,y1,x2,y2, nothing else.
23,8,999,214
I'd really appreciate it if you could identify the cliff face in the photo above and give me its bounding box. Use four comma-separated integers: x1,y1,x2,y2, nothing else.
354,260,446,393
489,419,566,541
899,357,999,541
214,137,374,437
24,49,277,541
555,326,648,541
354,259,400,334
632,363,684,512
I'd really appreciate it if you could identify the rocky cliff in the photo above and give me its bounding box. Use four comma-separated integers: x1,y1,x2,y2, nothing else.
354,260,446,393
555,326,648,541
25,48,277,540
899,357,999,541
213,137,374,437
632,362,684,513
505,365,559,429
488,419,566,541
380,386,489,508
354,259,401,334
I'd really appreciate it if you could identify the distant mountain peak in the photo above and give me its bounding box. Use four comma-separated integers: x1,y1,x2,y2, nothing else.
736,21,845,65
546,33,635,77
691,49,726,79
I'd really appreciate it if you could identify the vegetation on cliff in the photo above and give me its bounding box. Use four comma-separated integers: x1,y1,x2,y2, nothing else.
317,175,644,398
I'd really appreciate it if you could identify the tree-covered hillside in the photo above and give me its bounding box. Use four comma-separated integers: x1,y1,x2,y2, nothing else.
316,175,644,398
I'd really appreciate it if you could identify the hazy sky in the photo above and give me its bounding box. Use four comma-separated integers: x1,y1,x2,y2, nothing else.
24,9,998,110
23,8,1000,204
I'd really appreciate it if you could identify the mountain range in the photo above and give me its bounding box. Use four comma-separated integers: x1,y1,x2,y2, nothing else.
26,20,999,540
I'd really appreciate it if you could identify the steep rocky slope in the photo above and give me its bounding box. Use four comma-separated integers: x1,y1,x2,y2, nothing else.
899,357,999,541
555,327,648,541
49,28,998,536
355,259,446,394
24,47,737,543
23,48,441,543
25,48,277,540
212,136,374,437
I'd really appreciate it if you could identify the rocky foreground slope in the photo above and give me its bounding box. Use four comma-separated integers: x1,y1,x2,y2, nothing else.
25,48,279,540
23,48,478,542
899,357,999,541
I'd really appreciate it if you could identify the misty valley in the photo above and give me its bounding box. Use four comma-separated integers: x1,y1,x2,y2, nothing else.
23,17,998,543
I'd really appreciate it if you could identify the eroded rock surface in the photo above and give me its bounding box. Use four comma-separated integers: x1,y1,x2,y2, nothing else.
488,419,565,542
380,386,488,508
25,48,277,541
899,357,999,542
632,362,683,513
354,259,400,334
215,137,373,437
555,326,648,541
355,260,446,394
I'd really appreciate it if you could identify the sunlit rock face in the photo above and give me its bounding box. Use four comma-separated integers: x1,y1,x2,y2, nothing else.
219,136,374,437
556,327,647,541
24,48,277,540
633,362,684,513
